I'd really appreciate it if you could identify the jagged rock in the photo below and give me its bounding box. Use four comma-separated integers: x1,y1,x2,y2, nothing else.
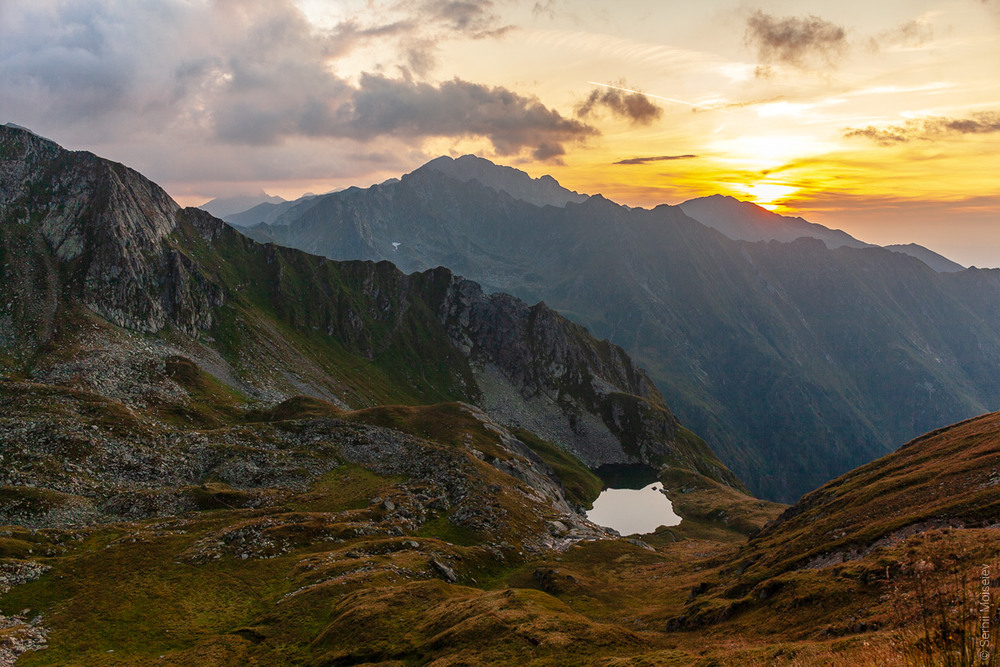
546,521,569,536
430,557,458,583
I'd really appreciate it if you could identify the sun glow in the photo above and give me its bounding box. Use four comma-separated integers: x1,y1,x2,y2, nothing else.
732,181,799,211
710,135,833,172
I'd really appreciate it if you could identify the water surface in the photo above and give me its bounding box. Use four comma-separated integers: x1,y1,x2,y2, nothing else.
586,482,681,535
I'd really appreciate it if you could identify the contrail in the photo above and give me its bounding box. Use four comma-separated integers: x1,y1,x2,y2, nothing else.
587,81,726,113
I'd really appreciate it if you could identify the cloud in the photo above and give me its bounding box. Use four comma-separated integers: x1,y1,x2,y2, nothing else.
421,0,514,38
744,10,848,75
385,0,517,75
844,112,1000,146
613,155,697,165
321,74,597,158
532,0,558,18
866,19,934,52
0,0,589,165
576,83,663,125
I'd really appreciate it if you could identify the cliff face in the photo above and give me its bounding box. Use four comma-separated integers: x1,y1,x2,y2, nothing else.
0,125,219,340
0,124,741,490
412,268,737,483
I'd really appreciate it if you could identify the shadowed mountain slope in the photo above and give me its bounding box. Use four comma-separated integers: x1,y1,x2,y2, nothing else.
234,158,1000,502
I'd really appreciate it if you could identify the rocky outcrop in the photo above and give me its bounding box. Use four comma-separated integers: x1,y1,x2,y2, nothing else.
413,267,704,470
0,124,221,337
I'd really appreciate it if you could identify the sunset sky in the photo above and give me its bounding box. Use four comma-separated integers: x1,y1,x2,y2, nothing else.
2,0,998,266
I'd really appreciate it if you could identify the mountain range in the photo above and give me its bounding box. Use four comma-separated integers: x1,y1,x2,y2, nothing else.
3,124,1000,665
0,123,739,518
232,155,999,502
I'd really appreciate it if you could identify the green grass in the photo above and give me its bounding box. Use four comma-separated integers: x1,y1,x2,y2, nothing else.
285,465,404,513
512,428,602,508
414,515,484,548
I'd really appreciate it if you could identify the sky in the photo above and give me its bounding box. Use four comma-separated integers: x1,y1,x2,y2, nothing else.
1,0,999,267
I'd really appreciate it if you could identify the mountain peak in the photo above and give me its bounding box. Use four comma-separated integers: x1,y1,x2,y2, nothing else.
678,194,871,249
419,154,588,208
199,190,286,219
0,123,219,336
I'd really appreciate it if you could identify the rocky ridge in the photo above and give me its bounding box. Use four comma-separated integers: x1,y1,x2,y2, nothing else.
0,123,739,488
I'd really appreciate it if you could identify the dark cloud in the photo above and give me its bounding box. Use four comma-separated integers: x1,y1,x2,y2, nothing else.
844,112,1000,146
613,155,697,165
576,84,662,125
212,72,597,159
744,10,848,75
333,74,596,158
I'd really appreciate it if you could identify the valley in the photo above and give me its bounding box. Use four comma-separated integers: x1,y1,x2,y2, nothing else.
2,125,1000,666
232,155,1000,503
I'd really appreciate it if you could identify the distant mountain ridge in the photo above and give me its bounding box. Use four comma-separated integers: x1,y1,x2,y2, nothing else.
678,194,873,249
222,193,320,227
233,155,1000,502
679,195,966,273
885,243,965,272
200,190,285,219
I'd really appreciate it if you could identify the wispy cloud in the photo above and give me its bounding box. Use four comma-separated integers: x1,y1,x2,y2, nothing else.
421,0,513,37
844,111,1000,145
866,19,934,52
613,155,697,165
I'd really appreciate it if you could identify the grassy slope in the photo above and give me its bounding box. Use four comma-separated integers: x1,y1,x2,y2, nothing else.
668,410,1000,663
173,213,475,410
739,410,1000,582
5,386,1000,665
512,428,603,508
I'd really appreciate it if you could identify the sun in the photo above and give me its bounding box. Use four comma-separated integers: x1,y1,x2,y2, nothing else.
732,181,799,211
